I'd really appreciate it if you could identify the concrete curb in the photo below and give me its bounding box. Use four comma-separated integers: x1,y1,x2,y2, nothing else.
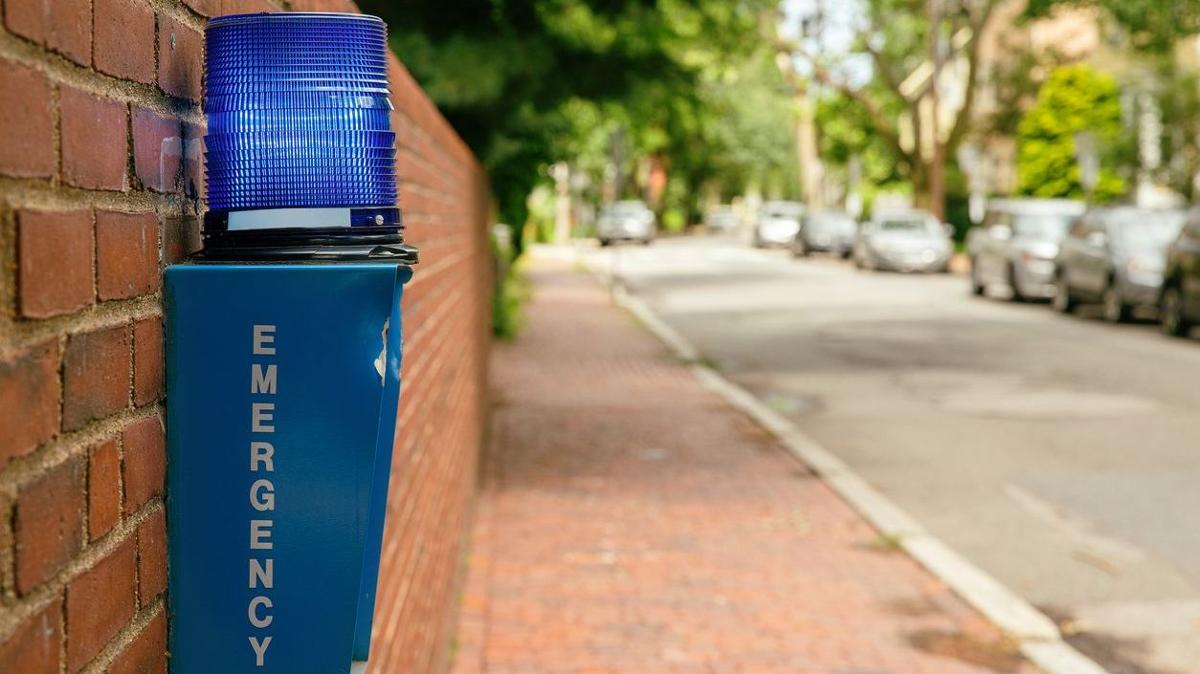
595,270,1109,674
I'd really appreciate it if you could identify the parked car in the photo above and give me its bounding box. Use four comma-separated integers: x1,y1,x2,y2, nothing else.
794,210,857,258
754,201,805,248
1160,212,1200,337
1053,207,1188,322
596,200,656,246
853,210,952,273
704,205,741,233
968,198,1085,301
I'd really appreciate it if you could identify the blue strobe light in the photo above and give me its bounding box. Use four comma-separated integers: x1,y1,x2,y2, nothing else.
202,13,411,256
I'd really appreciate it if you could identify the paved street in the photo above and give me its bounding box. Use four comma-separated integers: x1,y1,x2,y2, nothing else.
452,254,1037,674
578,235,1200,674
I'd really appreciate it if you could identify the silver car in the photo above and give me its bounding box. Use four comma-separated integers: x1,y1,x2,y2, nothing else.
704,205,741,233
854,210,952,273
597,200,656,246
1053,207,1188,322
794,210,857,258
968,199,1085,301
754,201,805,248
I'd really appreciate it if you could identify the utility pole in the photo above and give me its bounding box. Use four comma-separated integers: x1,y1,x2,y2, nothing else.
927,0,946,220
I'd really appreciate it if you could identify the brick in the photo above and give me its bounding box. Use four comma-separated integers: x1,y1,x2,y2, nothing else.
163,215,201,264
133,317,164,406
108,611,166,674
136,508,167,606
133,108,182,192
0,341,61,466
0,599,62,674
66,537,137,672
60,87,128,190
88,438,121,541
157,15,202,101
96,211,159,301
182,0,215,16
0,59,55,177
62,325,131,432
95,0,156,84
18,209,94,318
14,455,85,594
48,0,92,66
208,0,280,14
122,415,164,514
3,0,47,43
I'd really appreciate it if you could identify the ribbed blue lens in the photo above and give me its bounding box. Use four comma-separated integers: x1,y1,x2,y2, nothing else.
203,12,398,213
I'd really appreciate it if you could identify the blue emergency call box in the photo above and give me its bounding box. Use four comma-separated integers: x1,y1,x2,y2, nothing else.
165,259,412,673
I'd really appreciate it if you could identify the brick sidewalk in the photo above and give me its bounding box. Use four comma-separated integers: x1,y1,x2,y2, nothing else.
450,253,1036,674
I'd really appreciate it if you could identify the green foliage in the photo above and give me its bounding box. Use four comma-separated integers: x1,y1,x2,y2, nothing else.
490,241,529,340
1024,0,1200,53
1155,64,1200,200
360,0,778,241
1016,65,1127,201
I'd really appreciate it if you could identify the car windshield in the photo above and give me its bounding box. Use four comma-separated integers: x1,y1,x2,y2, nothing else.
1012,214,1074,239
1113,211,1187,249
605,202,646,217
765,203,804,219
808,214,856,233
876,216,936,233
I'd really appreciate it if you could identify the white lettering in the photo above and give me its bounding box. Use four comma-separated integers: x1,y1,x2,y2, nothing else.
251,403,274,433
248,596,273,629
249,520,273,550
249,325,277,667
250,442,274,472
250,479,275,512
249,636,272,667
252,325,276,355
251,364,277,394
249,558,273,589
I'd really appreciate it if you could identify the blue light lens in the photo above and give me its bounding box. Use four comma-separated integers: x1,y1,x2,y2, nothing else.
203,13,398,213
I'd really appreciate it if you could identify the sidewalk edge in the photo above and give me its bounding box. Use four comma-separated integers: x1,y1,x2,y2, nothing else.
589,266,1109,674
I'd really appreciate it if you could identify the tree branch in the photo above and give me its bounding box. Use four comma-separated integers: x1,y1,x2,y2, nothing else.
947,0,1000,152
775,36,913,164
860,30,910,103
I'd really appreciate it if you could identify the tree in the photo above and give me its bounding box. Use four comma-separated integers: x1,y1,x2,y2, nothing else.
359,0,776,243
1024,0,1200,53
1016,64,1126,201
774,0,1002,218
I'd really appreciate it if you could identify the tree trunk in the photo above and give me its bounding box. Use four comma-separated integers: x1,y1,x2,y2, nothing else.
927,0,946,220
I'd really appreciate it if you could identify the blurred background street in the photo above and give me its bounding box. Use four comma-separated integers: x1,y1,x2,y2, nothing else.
354,0,1200,671
584,236,1200,674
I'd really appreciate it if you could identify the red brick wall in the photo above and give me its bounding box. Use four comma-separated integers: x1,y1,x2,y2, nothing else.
0,1,491,673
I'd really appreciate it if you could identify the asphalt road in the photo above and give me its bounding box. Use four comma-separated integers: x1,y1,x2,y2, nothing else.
581,235,1200,674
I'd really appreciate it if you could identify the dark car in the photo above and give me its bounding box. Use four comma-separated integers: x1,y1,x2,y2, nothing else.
1161,212,1200,337
1053,207,1188,322
793,210,858,258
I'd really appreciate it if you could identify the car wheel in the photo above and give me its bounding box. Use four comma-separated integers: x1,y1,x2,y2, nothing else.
599,238,612,247
1008,264,1027,303
1161,285,1191,337
1053,271,1075,314
794,240,810,258
1102,282,1130,323
970,258,985,296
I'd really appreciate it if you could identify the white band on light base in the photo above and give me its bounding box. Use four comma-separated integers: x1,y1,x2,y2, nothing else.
228,208,353,231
